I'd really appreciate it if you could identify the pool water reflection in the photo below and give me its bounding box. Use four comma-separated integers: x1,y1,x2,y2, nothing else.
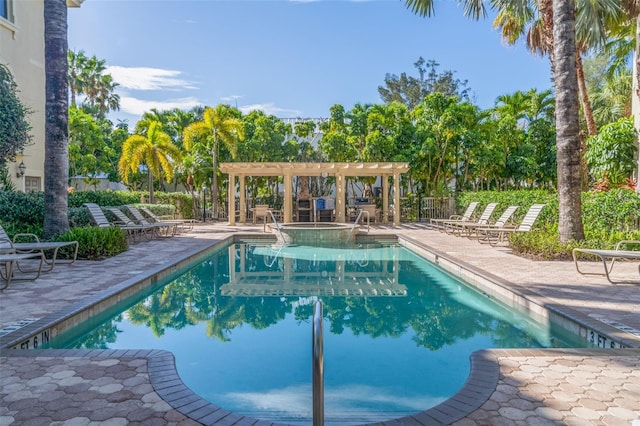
46,241,587,425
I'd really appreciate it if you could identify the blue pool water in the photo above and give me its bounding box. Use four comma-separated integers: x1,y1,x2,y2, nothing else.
46,241,587,424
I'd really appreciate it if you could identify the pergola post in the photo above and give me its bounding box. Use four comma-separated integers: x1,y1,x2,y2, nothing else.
382,175,389,224
284,171,293,223
228,173,236,225
335,173,346,222
239,174,246,223
393,173,401,225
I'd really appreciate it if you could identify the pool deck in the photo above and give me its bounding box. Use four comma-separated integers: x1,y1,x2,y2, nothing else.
1,222,639,425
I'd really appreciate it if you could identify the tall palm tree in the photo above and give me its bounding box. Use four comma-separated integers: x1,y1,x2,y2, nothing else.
553,0,585,241
118,121,182,204
183,105,244,219
404,0,585,241
43,0,70,239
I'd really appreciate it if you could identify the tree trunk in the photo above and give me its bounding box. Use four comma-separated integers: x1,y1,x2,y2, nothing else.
635,15,640,194
575,53,597,136
575,52,596,191
211,138,218,220
553,0,585,242
148,169,155,204
43,0,70,239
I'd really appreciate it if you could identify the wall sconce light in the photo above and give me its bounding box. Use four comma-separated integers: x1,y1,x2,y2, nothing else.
16,161,26,178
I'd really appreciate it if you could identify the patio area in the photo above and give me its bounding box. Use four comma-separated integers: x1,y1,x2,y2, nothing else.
0,222,639,425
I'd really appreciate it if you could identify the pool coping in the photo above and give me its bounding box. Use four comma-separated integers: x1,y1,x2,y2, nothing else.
1,232,639,425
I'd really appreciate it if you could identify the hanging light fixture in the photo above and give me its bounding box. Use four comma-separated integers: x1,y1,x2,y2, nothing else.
16,161,26,178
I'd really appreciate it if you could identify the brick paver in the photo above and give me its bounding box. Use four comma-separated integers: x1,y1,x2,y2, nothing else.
1,222,639,425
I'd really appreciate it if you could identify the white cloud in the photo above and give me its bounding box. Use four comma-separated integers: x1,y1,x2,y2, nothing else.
239,102,302,118
118,95,202,116
106,66,197,91
224,383,446,421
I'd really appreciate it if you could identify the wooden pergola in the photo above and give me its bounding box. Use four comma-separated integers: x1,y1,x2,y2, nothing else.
219,162,409,226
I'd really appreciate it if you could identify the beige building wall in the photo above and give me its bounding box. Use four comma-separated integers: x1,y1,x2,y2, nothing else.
1,0,82,192
1,0,45,192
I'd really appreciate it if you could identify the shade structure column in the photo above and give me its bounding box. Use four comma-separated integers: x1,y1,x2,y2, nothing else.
239,174,246,223
335,173,346,222
382,175,389,224
283,171,293,223
393,173,401,225
228,173,236,225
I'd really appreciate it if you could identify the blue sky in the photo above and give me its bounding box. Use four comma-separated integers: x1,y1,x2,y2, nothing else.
68,0,553,126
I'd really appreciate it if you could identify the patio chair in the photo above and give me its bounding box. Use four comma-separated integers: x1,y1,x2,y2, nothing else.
124,205,178,237
106,207,162,239
0,251,45,290
84,203,149,243
0,224,78,272
450,205,519,238
572,240,640,284
139,207,195,233
252,204,271,231
430,202,479,231
443,203,498,235
360,204,380,229
475,204,546,245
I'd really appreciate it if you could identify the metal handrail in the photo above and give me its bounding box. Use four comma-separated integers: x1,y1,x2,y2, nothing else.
346,210,365,244
267,210,287,244
312,300,324,426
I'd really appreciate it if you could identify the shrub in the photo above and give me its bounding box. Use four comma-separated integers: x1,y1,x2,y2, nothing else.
57,226,128,260
68,190,141,208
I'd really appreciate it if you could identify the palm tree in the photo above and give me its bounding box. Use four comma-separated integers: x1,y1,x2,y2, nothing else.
553,0,585,241
404,0,585,241
43,0,70,239
118,121,182,204
183,105,244,219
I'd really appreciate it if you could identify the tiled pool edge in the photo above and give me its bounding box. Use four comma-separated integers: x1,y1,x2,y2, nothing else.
4,346,637,426
1,232,638,425
399,236,640,349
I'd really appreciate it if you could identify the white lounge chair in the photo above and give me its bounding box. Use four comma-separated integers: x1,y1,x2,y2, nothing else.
451,205,519,238
430,202,479,231
444,203,499,235
572,240,640,284
475,204,546,245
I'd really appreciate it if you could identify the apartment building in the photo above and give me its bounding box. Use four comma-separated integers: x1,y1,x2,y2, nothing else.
0,0,82,192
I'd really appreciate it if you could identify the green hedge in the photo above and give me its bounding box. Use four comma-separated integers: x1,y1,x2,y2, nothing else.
57,226,128,260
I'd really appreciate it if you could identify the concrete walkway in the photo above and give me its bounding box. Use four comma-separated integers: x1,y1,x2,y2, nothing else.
1,222,639,425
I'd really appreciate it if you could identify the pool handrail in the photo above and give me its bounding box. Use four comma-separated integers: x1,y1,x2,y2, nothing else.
346,210,365,244
312,300,324,426
267,209,287,243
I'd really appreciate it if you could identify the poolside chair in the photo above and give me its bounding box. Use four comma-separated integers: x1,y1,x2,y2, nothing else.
84,203,149,243
139,207,195,233
124,205,178,237
443,203,498,235
0,224,78,272
252,204,271,231
450,205,519,238
0,251,45,290
430,202,479,231
360,204,380,228
106,207,161,240
572,240,640,284
475,204,546,245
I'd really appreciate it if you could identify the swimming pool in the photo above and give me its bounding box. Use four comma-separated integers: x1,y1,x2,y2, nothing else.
45,240,587,424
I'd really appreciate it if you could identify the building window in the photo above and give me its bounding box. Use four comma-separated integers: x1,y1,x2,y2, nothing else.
1,0,13,22
25,177,41,192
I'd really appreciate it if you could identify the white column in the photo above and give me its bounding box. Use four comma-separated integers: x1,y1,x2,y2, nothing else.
393,173,401,225
284,172,293,223
382,175,389,224
239,175,246,223
228,173,236,225
335,173,346,222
